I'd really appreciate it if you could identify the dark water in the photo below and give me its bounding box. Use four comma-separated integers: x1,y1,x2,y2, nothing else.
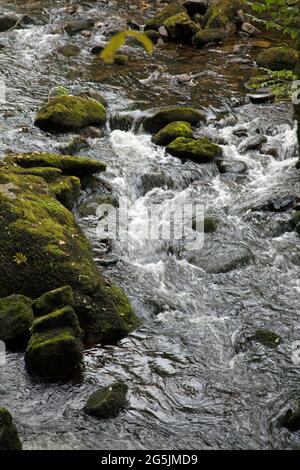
0,0,300,450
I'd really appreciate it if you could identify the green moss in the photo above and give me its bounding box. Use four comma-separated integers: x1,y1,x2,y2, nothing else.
164,13,200,41
143,107,205,134
192,29,227,48
25,328,83,380
84,381,128,419
152,121,193,146
145,3,187,31
6,166,63,182
166,137,222,163
34,95,107,133
253,328,281,348
49,176,81,210
256,47,298,71
0,294,34,350
4,152,106,178
0,408,22,450
32,305,82,338
0,169,139,346
33,286,74,317
204,0,243,30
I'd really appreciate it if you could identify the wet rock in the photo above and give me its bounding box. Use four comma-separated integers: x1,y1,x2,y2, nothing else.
114,54,129,65
33,286,74,317
0,295,34,350
57,45,81,57
79,89,108,108
78,196,119,217
59,136,90,156
164,12,200,41
253,328,281,348
65,18,95,35
145,3,187,31
204,0,244,30
256,47,298,71
290,211,300,233
241,22,261,36
84,381,128,419
247,92,275,104
0,15,19,32
158,25,169,39
4,152,106,178
238,135,267,153
183,0,208,17
143,107,205,134
25,305,83,381
166,137,222,163
192,216,219,233
81,126,103,139
91,44,106,54
145,29,161,44
152,121,193,146
34,95,107,133
254,195,295,213
0,409,22,450
216,159,248,174
192,29,227,48
260,144,279,158
281,403,300,432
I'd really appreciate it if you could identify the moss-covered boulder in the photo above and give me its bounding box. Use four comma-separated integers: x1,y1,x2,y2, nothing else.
25,305,83,381
164,12,200,41
49,176,81,210
0,408,22,450
34,95,107,133
281,402,300,432
4,152,106,178
253,328,281,348
256,47,298,71
84,381,128,419
166,137,222,163
0,294,34,350
0,165,139,346
33,286,74,317
152,121,193,146
204,0,244,31
192,29,227,48
145,3,187,31
143,107,205,134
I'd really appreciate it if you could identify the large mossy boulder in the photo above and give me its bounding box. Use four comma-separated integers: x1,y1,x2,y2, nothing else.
0,408,22,450
4,152,106,178
145,3,187,31
84,381,128,419
164,12,200,41
0,294,34,350
204,0,244,31
0,161,139,346
34,95,107,133
33,286,73,317
152,121,193,146
143,107,205,134
166,137,222,163
192,29,227,48
256,47,298,71
25,306,83,380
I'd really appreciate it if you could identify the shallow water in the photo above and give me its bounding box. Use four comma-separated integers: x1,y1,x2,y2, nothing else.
0,0,300,450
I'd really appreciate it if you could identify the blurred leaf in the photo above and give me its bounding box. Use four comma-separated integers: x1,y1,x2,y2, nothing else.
100,30,154,63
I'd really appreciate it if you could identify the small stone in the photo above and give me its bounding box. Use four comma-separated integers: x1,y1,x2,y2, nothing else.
241,22,261,36
158,25,169,38
247,92,275,104
0,409,22,450
84,381,128,419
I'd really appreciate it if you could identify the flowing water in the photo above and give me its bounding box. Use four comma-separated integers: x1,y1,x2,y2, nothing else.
0,0,300,450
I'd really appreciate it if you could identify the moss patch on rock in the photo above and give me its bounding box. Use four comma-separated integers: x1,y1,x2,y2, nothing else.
33,286,74,317
0,408,22,450
84,381,128,419
164,12,200,41
253,328,281,348
145,3,187,31
166,137,222,163
143,107,205,134
49,176,81,210
192,29,227,48
204,0,243,30
0,294,34,350
152,121,193,146
34,95,107,133
256,47,298,71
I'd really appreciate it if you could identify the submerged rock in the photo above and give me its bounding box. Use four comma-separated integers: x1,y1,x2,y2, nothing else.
65,18,95,35
33,286,74,317
0,15,19,32
84,381,128,419
281,403,300,432
253,328,281,348
145,3,187,31
143,107,205,134
34,96,107,133
0,295,34,350
25,305,83,380
166,137,222,163
152,121,193,146
0,408,22,450
56,45,81,57
256,47,298,71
